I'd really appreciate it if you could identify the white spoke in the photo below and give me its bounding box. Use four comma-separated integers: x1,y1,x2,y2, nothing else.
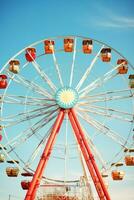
31,59,57,92
69,38,77,87
77,107,133,123
6,112,57,153
79,63,121,98
1,94,54,102
2,105,57,121
4,107,58,128
0,94,56,106
80,88,132,99
76,45,104,91
79,125,107,170
77,110,130,148
52,48,64,87
78,93,134,104
25,126,53,168
85,104,134,117
7,71,51,98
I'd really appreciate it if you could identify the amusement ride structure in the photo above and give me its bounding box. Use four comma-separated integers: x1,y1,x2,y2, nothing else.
0,35,134,200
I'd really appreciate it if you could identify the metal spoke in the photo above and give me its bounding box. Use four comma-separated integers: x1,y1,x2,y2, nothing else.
79,125,107,171
80,88,132,99
77,110,130,148
7,71,51,98
84,104,134,117
78,93,134,104
76,45,104,91
69,38,77,87
77,107,133,123
4,107,59,128
79,63,121,98
2,105,57,121
25,125,53,168
31,59,57,92
52,47,64,87
6,111,57,153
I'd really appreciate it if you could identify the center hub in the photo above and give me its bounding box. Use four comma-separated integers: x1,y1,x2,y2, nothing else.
55,87,79,109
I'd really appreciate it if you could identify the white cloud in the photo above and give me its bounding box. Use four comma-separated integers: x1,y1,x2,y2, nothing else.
87,2,134,29
97,15,134,28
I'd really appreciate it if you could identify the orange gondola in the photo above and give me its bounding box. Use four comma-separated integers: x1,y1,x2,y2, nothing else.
129,74,134,88
25,48,36,62
101,48,111,62
82,39,93,54
6,167,19,177
111,162,125,180
0,153,5,163
64,38,74,52
9,60,20,74
124,148,134,166
44,40,55,54
117,59,128,74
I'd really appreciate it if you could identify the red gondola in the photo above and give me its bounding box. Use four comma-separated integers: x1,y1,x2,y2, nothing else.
0,134,2,141
21,180,31,190
0,74,7,89
25,48,36,62
21,172,33,177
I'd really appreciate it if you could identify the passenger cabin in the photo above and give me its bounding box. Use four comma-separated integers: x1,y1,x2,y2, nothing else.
6,167,19,177
82,39,93,54
25,48,36,62
129,74,134,88
21,180,31,190
9,60,20,74
101,173,108,178
7,160,19,164
117,59,128,74
111,162,125,181
101,48,111,62
0,75,7,89
0,153,5,163
0,134,2,141
124,148,134,166
0,125,3,131
44,40,55,54
21,172,33,177
64,38,74,52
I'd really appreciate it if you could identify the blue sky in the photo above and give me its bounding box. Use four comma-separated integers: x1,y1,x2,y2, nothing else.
0,0,134,200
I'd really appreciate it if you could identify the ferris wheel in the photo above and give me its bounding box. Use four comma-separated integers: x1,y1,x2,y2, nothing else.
0,35,134,200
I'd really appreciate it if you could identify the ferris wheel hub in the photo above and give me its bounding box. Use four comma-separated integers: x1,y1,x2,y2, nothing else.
55,87,79,109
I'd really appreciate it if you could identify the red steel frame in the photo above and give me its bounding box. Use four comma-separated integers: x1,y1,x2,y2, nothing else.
24,108,111,200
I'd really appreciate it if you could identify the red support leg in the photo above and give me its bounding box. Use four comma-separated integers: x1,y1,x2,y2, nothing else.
24,109,65,200
68,110,105,200
68,109,111,200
